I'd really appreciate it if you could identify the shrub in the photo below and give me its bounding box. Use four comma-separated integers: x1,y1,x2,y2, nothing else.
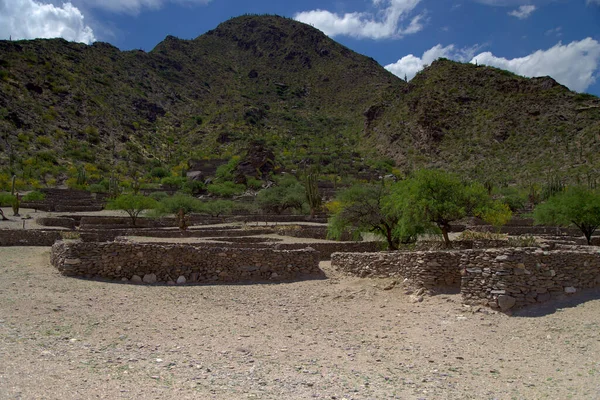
206,181,245,198
148,191,169,202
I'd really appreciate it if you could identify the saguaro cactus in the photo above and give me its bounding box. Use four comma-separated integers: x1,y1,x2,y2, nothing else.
304,173,321,218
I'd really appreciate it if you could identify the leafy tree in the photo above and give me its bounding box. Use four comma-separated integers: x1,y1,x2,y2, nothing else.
497,186,528,212
328,182,421,250
106,194,157,226
399,169,511,248
155,193,202,230
197,200,235,217
256,175,305,215
534,186,600,245
0,192,13,220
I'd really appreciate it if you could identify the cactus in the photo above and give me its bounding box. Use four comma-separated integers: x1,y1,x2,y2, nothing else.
303,173,321,218
108,174,120,199
11,175,16,195
12,193,20,217
76,166,87,186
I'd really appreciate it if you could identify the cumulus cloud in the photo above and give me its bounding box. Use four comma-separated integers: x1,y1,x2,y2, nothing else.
508,5,536,19
0,0,95,43
384,44,483,80
472,38,600,92
385,38,600,92
75,0,211,15
294,0,425,40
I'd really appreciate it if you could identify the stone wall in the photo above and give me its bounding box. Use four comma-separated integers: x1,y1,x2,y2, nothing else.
461,247,600,311
331,251,462,287
117,238,382,261
51,241,321,283
36,217,77,230
79,228,275,242
0,229,63,246
332,246,600,311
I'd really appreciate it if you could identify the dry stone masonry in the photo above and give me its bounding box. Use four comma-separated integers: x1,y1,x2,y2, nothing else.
51,240,321,284
332,246,600,311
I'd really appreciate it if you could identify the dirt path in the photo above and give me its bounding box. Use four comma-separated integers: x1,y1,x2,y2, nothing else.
1,247,600,399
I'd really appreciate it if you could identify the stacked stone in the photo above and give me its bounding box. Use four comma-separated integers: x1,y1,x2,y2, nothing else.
36,217,77,230
0,230,63,246
332,246,600,311
461,247,600,311
331,251,463,287
51,240,321,283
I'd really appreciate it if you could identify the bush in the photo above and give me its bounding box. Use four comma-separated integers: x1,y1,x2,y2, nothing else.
507,235,539,247
87,184,107,193
22,191,45,202
206,181,245,198
150,167,169,179
160,176,186,191
148,191,169,202
458,230,507,241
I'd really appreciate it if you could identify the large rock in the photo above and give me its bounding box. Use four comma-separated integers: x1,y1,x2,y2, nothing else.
143,273,157,284
497,295,516,311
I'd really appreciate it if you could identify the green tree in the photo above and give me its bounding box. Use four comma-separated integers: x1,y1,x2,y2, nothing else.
197,200,235,217
155,193,202,230
0,192,14,220
534,186,600,245
402,169,511,248
256,175,305,215
327,182,421,250
107,194,157,226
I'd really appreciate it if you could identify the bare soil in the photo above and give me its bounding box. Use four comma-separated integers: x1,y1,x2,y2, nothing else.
1,246,600,399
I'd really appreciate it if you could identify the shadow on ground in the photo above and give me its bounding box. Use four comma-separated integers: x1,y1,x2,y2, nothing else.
513,287,600,318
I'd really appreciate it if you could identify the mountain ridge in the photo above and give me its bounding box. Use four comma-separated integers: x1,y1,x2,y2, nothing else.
0,14,599,190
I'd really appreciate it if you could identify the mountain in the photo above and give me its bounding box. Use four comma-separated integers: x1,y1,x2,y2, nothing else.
368,58,600,185
0,14,599,189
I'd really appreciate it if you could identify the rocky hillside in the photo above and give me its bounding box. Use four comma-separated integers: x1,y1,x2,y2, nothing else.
367,59,600,185
0,14,599,189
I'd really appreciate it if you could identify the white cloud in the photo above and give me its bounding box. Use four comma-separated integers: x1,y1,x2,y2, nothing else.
385,38,600,92
587,0,600,5
75,0,211,14
384,43,483,80
294,0,425,40
508,5,536,19
0,0,95,43
472,38,600,92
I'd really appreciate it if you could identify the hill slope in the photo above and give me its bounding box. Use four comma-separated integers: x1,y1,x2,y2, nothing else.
0,15,599,189
0,15,402,187
368,59,600,185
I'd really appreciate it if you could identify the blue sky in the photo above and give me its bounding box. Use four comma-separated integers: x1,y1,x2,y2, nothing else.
1,0,600,95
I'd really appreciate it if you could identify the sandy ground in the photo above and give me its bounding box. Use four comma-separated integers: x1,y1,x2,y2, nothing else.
1,247,600,400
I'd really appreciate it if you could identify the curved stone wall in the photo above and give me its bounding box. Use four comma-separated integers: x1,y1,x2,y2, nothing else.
51,240,321,283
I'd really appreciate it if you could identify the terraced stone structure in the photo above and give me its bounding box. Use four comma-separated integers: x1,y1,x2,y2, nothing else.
332,246,600,311
51,240,321,283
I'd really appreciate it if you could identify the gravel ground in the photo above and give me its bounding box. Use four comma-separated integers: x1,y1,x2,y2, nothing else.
1,247,600,399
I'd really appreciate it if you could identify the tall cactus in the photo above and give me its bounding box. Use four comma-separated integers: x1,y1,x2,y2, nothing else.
11,175,16,195
108,174,120,199
76,165,87,187
304,173,321,218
